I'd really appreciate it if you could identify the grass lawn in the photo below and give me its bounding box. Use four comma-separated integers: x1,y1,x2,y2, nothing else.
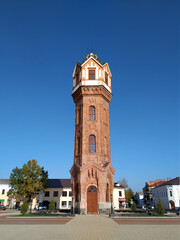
12,214,64,217
117,215,176,217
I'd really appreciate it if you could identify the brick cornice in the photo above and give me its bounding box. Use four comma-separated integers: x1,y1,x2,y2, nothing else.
72,86,112,104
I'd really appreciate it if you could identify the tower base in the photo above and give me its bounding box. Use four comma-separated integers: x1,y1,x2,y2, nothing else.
73,202,112,215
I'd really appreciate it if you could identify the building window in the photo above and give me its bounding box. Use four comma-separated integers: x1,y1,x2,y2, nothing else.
78,137,80,154
69,191,72,197
76,71,80,84
53,191,58,197
62,191,67,197
62,201,67,207
2,189,5,195
105,72,108,85
89,106,96,121
89,69,95,80
68,201,72,207
78,106,81,124
89,135,96,153
119,191,122,197
170,191,172,197
44,191,50,197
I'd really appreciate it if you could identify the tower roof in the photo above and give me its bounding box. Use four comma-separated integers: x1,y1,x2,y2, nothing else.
82,52,105,65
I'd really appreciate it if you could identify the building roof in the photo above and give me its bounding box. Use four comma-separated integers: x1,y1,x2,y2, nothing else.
82,52,105,65
47,179,71,188
0,179,10,185
146,178,171,188
154,177,180,188
114,182,125,188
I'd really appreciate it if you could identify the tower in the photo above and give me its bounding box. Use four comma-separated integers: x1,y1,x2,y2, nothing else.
70,53,115,214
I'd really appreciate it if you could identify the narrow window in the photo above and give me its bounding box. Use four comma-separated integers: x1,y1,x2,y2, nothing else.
62,201,67,207
78,106,81,124
89,135,96,153
62,191,67,197
119,191,122,197
69,191,72,197
78,137,80,154
44,191,50,197
68,201,72,207
89,69,95,79
89,106,96,121
76,71,80,84
105,72,108,85
2,189,5,195
170,191,172,197
53,191,58,197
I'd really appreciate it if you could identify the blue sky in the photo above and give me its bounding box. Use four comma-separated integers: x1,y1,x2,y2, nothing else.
0,0,179,192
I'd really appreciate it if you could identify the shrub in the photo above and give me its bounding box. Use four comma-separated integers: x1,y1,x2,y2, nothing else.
20,200,29,215
49,200,55,211
131,202,137,211
156,199,165,216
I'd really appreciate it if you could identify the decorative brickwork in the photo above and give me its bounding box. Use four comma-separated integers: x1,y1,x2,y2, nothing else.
70,53,115,214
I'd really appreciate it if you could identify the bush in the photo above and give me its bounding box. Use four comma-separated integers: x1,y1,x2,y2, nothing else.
156,199,165,216
20,200,29,215
131,202,137,211
49,200,55,211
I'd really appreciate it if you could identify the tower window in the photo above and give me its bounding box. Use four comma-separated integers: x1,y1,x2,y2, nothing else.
89,106,96,121
105,72,108,85
89,135,96,153
78,106,81,124
89,69,95,80
76,72,80,84
78,137,80,154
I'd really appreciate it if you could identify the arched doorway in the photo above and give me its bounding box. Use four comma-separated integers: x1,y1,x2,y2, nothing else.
87,185,97,214
170,201,175,209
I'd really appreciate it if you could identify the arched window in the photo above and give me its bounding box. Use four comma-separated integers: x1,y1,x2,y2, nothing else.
89,106,96,121
89,135,96,153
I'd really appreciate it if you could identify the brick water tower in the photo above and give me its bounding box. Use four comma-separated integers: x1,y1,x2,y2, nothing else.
70,53,115,214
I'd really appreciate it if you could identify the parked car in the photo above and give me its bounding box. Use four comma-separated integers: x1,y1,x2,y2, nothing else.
0,205,6,210
38,205,47,210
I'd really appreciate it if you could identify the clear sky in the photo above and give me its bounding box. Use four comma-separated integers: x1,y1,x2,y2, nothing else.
0,0,179,192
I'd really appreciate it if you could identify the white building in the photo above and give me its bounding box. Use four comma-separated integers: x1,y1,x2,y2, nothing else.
41,179,72,210
152,177,180,210
113,183,126,210
0,179,11,207
134,192,144,208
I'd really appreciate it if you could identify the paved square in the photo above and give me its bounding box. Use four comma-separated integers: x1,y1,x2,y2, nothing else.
0,215,179,240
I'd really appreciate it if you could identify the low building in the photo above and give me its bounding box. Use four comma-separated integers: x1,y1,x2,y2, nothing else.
41,179,72,210
0,179,11,207
113,183,126,210
143,178,171,206
134,192,144,208
152,177,180,210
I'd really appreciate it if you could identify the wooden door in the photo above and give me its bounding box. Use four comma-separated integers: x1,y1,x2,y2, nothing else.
87,185,97,214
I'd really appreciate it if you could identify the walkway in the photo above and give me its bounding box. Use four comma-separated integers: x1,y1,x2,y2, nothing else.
0,214,179,240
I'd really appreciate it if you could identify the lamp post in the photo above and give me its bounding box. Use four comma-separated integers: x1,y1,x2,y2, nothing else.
110,194,113,215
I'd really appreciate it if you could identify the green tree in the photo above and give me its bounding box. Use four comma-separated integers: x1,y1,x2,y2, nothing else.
49,200,55,211
20,200,29,215
131,201,137,211
8,159,48,211
118,178,128,188
156,198,165,216
125,188,134,205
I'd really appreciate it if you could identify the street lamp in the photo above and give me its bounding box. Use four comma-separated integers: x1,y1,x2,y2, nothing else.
110,194,113,215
